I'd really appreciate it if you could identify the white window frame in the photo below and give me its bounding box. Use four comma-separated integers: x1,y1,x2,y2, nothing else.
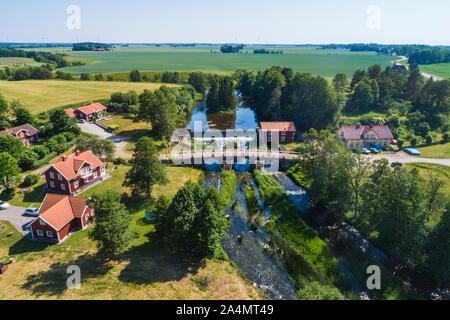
74,181,79,188
46,231,53,237
50,181,55,188
84,177,88,183
49,172,55,179
39,220,45,226
93,172,98,178
58,173,62,181
61,183,66,191
37,230,43,236
281,136,285,142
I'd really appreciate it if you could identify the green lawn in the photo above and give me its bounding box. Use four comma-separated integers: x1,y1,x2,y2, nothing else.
80,165,202,200
415,143,450,159
56,46,395,78
0,80,178,114
419,62,450,80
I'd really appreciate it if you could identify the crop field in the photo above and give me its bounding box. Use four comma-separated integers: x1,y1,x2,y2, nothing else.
0,57,42,68
0,80,179,114
419,62,450,79
57,46,396,77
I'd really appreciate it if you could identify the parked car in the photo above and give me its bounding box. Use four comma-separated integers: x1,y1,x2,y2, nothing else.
370,144,382,151
390,161,403,167
0,201,10,210
24,207,39,216
361,148,371,154
370,148,381,154
404,148,421,155
391,139,397,145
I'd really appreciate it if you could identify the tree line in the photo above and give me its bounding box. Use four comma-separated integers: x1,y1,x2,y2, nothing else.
234,66,341,132
291,130,449,289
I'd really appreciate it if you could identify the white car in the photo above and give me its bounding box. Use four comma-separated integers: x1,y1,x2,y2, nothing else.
0,201,10,210
24,207,39,216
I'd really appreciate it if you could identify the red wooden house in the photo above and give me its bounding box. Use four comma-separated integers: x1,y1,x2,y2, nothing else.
258,122,296,144
73,103,107,121
30,193,94,243
44,150,106,195
0,123,39,146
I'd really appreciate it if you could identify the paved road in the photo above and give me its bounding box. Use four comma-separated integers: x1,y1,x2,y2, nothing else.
77,122,131,159
395,56,442,81
0,206,35,236
367,152,450,166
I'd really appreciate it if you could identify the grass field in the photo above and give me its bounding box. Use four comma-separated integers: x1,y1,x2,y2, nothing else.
56,46,395,77
0,57,41,67
0,80,178,114
0,213,259,300
405,163,450,196
415,143,450,159
419,62,450,80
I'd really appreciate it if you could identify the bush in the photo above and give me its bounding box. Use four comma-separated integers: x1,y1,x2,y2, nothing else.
0,188,15,201
19,150,38,171
23,174,39,187
33,145,49,159
442,132,449,143
32,151,57,169
114,157,128,165
297,281,345,300
410,137,418,147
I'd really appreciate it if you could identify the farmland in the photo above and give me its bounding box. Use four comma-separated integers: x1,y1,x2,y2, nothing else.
419,62,450,80
0,80,179,114
56,46,396,78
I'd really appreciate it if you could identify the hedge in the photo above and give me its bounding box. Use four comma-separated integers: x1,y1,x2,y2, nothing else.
31,151,58,169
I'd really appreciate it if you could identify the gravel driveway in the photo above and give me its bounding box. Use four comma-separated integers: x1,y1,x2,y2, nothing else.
367,152,450,166
0,206,36,236
77,122,131,159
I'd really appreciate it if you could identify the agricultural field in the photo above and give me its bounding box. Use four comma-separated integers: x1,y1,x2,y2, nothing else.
56,46,396,78
419,62,450,80
0,80,179,114
0,57,41,68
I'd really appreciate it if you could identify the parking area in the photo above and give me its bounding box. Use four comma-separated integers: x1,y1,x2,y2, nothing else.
0,206,36,236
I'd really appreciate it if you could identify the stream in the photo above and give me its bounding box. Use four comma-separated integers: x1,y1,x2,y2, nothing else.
204,172,297,300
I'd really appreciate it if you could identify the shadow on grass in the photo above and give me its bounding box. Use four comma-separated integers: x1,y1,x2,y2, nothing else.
21,252,114,297
9,237,49,255
20,231,205,296
117,233,205,285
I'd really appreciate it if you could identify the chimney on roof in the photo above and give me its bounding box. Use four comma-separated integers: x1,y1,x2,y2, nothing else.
62,156,67,162
76,150,80,156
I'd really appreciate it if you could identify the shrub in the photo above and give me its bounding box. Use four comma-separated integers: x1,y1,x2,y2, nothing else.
410,137,418,147
19,150,38,171
23,174,39,187
442,132,449,143
0,188,15,201
32,151,57,169
33,145,49,159
425,134,433,145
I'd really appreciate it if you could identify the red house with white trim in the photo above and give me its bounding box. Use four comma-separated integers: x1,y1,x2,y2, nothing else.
0,123,39,146
258,122,296,143
73,103,107,121
30,193,94,243
44,150,106,195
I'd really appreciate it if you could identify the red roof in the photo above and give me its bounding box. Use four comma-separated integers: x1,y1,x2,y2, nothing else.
47,150,105,181
38,194,88,231
339,125,394,140
0,123,39,137
65,108,75,118
75,103,107,115
259,122,296,131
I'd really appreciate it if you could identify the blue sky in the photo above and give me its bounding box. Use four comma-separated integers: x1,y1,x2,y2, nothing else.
0,0,449,45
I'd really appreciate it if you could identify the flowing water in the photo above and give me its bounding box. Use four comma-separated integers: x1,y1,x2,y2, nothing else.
204,172,297,300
